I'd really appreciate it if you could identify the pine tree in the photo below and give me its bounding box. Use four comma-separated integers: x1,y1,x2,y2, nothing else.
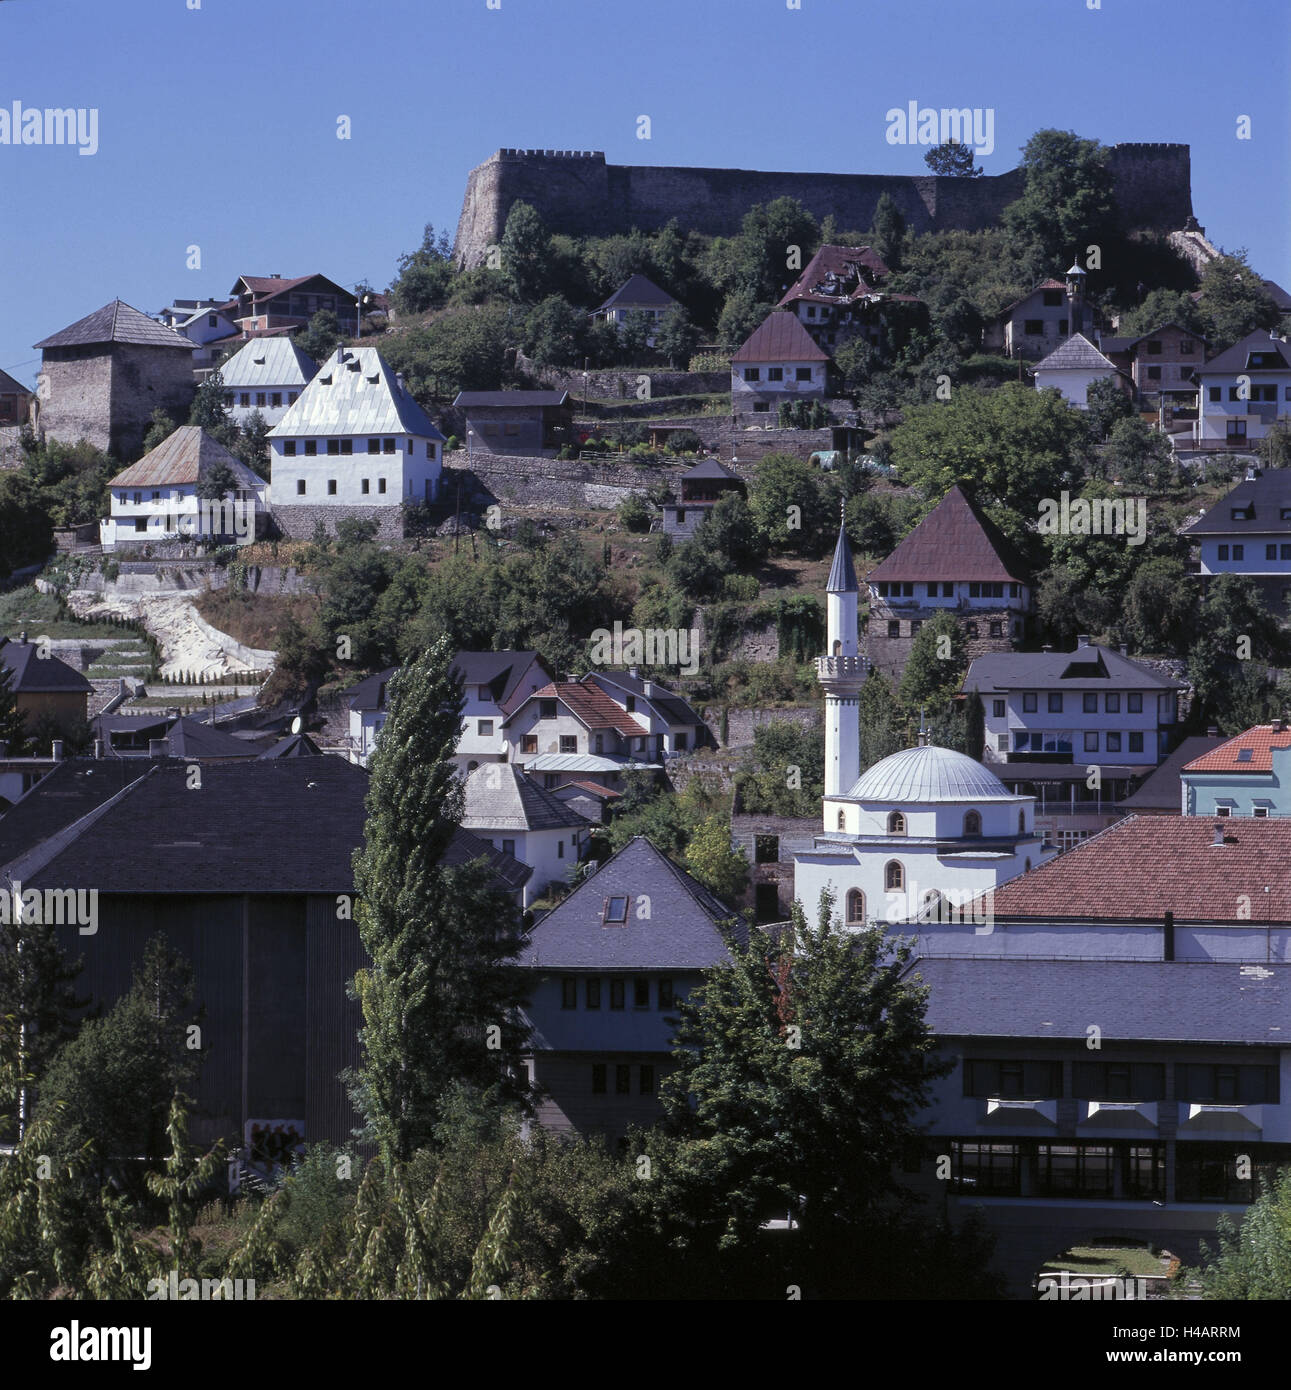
348,637,530,1168
869,192,906,271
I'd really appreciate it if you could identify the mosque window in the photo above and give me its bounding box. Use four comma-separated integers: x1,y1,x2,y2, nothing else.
845,890,866,925
963,810,982,837
836,809,846,831
885,861,905,891
922,890,943,921
887,810,906,834
1018,809,1026,834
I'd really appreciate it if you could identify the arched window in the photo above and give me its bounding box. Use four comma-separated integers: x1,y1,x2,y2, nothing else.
845,889,866,925
837,809,846,831
887,810,906,834
963,810,982,837
832,639,841,655
922,889,943,921
885,860,905,892
1018,809,1026,834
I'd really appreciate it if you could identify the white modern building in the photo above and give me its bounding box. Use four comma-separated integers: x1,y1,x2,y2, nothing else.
219,337,318,427
1192,330,1291,448
157,299,240,368
267,346,444,508
100,426,268,551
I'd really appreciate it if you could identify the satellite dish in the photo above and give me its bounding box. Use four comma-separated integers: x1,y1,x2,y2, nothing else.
291,716,302,734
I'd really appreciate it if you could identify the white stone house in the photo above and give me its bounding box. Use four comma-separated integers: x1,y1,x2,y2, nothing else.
218,337,318,428
452,650,555,772
267,346,444,509
504,679,661,790
581,670,705,758
1192,330,1291,449
1032,333,1127,409
100,426,268,551
730,311,830,418
591,274,678,346
157,300,240,368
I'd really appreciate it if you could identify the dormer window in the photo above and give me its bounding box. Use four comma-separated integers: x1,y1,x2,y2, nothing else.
603,895,630,926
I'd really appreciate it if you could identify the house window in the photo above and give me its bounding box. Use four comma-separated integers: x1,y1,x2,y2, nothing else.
885,861,904,891
1177,1063,1277,1104
559,735,577,754
610,980,625,1009
753,402,770,414
615,1064,631,1095
134,517,148,533
743,368,760,382
1254,805,1270,818
1233,545,1244,560
887,620,900,639
1023,693,1038,712
1147,340,1163,355
675,732,687,751
271,393,282,408
592,1064,606,1094
239,393,251,408
558,840,564,858
950,1142,1021,1196
1180,340,1194,354
539,699,557,719
341,440,353,455
963,1059,1063,1099
328,439,340,455
1084,732,1099,752
1106,733,1122,752
502,839,516,856
836,809,846,831
1018,809,1026,833
383,439,396,454
1127,693,1142,713
1218,545,1230,561
624,695,635,712
1283,545,1291,560
327,479,337,495
1128,732,1144,752
1105,693,1120,713
755,835,779,864
1024,319,1044,335
304,440,317,456
296,479,306,495
208,314,218,328
845,889,866,925
1147,366,1161,381
255,392,267,407
658,979,674,1009
795,367,813,382
767,367,783,381
594,734,604,754
284,440,297,456
1048,693,1063,713
367,439,380,454
887,810,906,834
377,478,386,493
478,720,493,737
561,978,578,1010
521,735,537,754
361,479,370,494
1228,420,1248,442
988,621,1002,638
586,978,601,1009
603,896,630,926
1083,693,1097,713
963,810,982,837
223,394,234,408
639,1065,655,1095
992,700,1005,718
633,979,650,1008
288,392,298,404
1208,386,1221,402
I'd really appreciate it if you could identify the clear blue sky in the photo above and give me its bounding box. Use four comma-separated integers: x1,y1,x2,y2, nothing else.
1,0,1287,388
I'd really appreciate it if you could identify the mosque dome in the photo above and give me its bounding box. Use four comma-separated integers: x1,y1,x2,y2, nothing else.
845,745,1015,802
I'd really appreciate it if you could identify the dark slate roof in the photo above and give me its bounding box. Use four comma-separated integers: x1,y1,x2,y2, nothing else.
517,835,743,970
1116,734,1227,812
451,390,569,408
452,650,549,709
1182,469,1291,537
581,671,702,728
462,764,589,832
867,484,1030,585
0,367,31,396
1262,279,1291,313
258,731,322,758
827,522,858,593
34,300,197,351
0,758,152,867
1200,330,1291,375
0,638,93,694
731,311,829,363
162,715,262,759
1032,332,1118,373
442,825,532,895
911,956,1290,1046
345,667,397,712
680,458,742,482
595,274,678,312
965,643,1183,693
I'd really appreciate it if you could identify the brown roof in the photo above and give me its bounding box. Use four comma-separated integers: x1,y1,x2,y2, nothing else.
1183,724,1291,774
867,484,1030,584
107,426,267,489
0,368,30,396
731,311,829,363
561,780,622,798
231,273,357,306
986,815,1291,923
999,278,1067,317
776,243,891,307
512,682,649,739
34,300,197,351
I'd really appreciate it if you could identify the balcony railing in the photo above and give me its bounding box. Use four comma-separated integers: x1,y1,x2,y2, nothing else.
816,655,868,679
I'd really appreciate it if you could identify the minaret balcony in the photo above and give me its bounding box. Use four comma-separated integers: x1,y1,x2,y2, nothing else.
816,655,868,682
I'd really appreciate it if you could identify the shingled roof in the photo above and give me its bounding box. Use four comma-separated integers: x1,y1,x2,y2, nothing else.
965,643,1183,693
1183,723,1291,774
34,300,198,351
983,815,1291,923
517,835,742,971
0,367,31,396
107,426,267,490
595,274,678,312
462,764,589,832
0,637,93,694
731,311,829,363
1032,332,1118,373
866,485,1030,585
1182,468,1291,537
452,650,549,710
507,682,649,739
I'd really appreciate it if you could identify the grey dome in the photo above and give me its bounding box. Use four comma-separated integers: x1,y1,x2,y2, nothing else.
846,745,1015,802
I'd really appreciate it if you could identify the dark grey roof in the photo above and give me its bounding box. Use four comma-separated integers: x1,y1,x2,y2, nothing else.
0,367,31,396
443,825,532,894
452,650,547,708
1097,336,1134,354
595,274,678,312
162,715,262,759
258,731,322,758
1200,330,1291,375
0,638,93,694
582,671,702,728
1032,332,1118,373
345,666,397,712
1116,734,1226,811
910,956,1290,1046
518,835,743,970
451,390,569,409
462,764,588,832
827,523,858,593
680,458,742,483
965,644,1183,693
1182,469,1291,537
34,300,197,351
995,760,1139,783
0,758,153,867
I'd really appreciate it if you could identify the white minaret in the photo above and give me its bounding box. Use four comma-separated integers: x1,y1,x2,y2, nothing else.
818,509,867,813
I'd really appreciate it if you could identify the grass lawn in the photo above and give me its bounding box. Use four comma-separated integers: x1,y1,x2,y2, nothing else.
1041,1245,1167,1278
0,587,127,639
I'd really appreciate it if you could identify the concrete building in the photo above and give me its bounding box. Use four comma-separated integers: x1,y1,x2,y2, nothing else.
985,280,1070,358
730,311,829,418
1192,330,1291,449
0,636,92,742
226,273,358,339
580,669,706,758
218,337,318,428
591,274,678,345
1181,465,1291,617
505,679,662,790
156,300,241,370
452,390,572,456
100,425,268,551
1180,722,1291,818
32,300,198,457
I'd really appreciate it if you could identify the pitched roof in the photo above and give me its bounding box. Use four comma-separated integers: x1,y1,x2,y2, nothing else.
776,243,891,308
0,757,149,867
581,671,702,728
0,367,31,396
1033,332,1118,373
1182,468,1291,537
731,311,829,363
680,458,742,482
984,814,1291,923
451,390,569,409
442,825,532,895
231,273,357,306
462,764,589,832
595,274,678,312
912,956,1290,1045
1183,724,1291,774
268,347,444,440
1116,734,1227,811
866,484,1030,584
217,336,318,389
999,278,1067,317
452,650,549,709
0,638,93,694
159,715,263,759
509,682,649,739
965,643,1183,693
34,300,198,351
345,666,397,712
1198,330,1291,375
258,731,322,758
1121,322,1205,350
827,522,858,593
1262,279,1291,313
106,426,267,490
517,835,741,970
555,780,621,799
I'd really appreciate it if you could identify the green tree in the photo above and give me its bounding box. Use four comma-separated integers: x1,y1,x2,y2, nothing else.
859,670,905,770
523,294,587,367
1001,129,1116,278
1085,375,1134,443
693,491,766,572
1197,251,1282,352
616,310,655,365
189,370,231,429
716,289,775,346
232,409,272,478
924,140,983,177
748,452,835,555
1106,416,1173,488
389,223,455,316
196,458,239,501
0,658,30,758
500,200,551,304
617,492,652,533
734,718,824,817
899,610,969,712
1187,574,1289,722
1256,421,1291,470
348,639,530,1167
142,409,176,454
1033,563,1113,648
1197,1166,1291,1298
654,305,699,368
869,192,906,271
1117,287,1206,340
1122,556,1197,654
734,196,819,302
295,309,346,363
683,813,749,903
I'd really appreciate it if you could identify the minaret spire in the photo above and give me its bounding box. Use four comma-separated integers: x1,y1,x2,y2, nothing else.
818,505,867,815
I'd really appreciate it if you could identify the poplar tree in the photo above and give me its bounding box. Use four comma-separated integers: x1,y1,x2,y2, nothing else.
348,638,529,1168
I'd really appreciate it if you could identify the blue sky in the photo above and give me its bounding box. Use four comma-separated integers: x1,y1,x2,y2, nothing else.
1,0,1287,388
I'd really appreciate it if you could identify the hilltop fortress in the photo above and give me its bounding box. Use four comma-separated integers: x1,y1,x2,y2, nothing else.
452,143,1193,268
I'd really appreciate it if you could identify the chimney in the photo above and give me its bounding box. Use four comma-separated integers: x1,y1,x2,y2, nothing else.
51,740,64,761
628,666,639,679
1207,726,1219,738
19,631,26,644
1163,910,1175,962
93,738,103,759
395,371,406,393
148,738,169,759
1212,820,1226,847
1076,633,1091,649
1272,718,1285,734
1119,644,1128,656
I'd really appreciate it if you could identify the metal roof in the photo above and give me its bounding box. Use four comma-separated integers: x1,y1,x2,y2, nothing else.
107,426,267,490
462,764,589,832
452,390,569,409
268,347,444,441
523,753,662,772
34,300,198,351
846,746,1019,803
826,523,858,593
217,336,318,389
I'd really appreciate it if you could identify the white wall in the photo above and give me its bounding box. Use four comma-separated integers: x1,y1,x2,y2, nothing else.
268,435,441,507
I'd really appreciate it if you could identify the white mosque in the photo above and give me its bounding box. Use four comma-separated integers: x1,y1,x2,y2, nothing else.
793,522,1056,928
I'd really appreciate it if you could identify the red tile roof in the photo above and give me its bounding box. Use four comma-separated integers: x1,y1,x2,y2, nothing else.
562,780,622,798
987,815,1291,923
1183,724,1291,774
866,484,1030,583
519,683,649,738
731,311,829,363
